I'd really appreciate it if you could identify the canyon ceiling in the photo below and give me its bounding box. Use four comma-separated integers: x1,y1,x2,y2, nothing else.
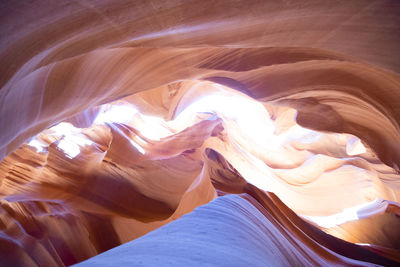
1,0,400,266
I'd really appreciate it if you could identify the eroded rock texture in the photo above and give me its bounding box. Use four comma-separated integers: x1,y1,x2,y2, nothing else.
1,1,400,266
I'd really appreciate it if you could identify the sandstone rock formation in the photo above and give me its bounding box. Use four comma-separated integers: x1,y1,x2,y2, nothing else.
1,1,400,266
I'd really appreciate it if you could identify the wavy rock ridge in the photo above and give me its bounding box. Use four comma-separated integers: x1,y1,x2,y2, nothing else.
1,1,400,266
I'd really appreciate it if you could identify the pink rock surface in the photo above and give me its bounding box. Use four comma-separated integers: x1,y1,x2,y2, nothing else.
1,1,400,266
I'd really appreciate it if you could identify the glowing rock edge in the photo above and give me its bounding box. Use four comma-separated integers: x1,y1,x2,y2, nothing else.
0,1,400,266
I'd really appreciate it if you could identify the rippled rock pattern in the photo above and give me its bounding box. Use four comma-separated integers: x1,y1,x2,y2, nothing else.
1,1,400,266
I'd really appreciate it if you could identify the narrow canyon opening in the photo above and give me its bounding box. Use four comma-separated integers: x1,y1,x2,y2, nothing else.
1,1,400,266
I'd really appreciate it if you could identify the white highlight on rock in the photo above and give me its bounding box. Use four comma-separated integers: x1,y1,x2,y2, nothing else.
58,139,81,158
303,198,386,228
50,122,93,159
94,103,173,141
135,115,173,141
130,140,146,154
346,136,367,156
174,91,276,147
27,138,47,153
279,124,323,144
94,105,139,124
356,243,371,246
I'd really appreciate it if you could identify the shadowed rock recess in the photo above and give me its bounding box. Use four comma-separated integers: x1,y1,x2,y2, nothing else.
1,1,400,266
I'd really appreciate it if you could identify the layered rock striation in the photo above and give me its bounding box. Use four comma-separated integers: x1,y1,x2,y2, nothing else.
1,1,400,266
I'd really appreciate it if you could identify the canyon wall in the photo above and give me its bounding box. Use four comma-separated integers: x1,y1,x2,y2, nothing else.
1,1,400,266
